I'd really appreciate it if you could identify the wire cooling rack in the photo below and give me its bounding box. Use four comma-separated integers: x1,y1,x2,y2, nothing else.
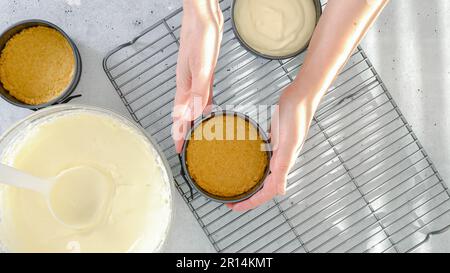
103,0,450,252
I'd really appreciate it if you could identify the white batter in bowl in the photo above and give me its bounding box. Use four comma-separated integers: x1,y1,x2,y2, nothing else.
0,105,173,253
233,0,319,59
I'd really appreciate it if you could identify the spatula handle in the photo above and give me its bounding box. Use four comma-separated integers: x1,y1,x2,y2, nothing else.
0,163,50,194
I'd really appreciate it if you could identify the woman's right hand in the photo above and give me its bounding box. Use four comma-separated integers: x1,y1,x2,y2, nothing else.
172,0,223,153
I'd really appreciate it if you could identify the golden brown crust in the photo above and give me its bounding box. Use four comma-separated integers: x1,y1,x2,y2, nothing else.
0,26,75,105
186,115,269,197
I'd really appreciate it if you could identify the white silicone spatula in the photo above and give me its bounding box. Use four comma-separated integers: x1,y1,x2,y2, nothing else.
0,163,109,229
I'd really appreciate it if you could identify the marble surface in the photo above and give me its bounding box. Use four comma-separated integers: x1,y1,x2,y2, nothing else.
0,0,449,252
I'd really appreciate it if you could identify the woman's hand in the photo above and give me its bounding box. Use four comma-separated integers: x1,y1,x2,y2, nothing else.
227,0,389,211
172,0,223,153
227,82,318,211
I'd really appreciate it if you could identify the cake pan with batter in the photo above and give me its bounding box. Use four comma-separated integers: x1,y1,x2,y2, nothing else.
181,111,271,203
231,0,322,59
0,20,81,109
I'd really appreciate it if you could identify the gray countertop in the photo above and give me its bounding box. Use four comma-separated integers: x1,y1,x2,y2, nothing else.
0,0,449,252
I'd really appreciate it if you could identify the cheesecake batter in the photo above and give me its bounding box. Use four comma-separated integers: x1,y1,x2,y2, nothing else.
0,26,75,105
233,0,317,57
48,166,113,229
0,110,172,252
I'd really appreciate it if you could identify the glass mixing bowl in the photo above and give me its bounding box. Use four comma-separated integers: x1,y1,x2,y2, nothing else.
0,104,174,253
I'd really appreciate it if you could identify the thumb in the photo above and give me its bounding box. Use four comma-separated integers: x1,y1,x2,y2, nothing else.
180,72,212,122
269,153,290,195
269,133,302,196
172,69,213,153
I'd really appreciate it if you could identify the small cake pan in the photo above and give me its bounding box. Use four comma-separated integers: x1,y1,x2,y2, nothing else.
231,0,323,60
0,19,82,110
179,110,272,203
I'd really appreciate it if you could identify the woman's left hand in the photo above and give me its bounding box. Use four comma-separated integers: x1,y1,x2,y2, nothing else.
227,81,317,211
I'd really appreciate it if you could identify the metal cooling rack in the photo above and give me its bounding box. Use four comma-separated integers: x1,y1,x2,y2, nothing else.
103,0,450,252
